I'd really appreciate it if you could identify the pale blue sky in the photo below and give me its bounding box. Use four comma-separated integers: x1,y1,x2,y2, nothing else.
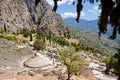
46,0,101,20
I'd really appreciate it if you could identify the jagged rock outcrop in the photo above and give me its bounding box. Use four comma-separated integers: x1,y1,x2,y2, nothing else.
0,0,65,35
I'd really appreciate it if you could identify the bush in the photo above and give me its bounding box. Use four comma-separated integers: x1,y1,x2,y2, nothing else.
56,37,70,46
71,43,84,51
102,55,118,74
0,35,17,41
22,39,27,44
20,28,30,37
0,29,4,34
33,39,46,51
36,31,45,39
92,52,98,56
102,56,117,66
58,46,87,80
30,29,36,34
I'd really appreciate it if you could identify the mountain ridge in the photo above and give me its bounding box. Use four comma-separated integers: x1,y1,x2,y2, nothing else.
64,17,99,33
64,17,120,42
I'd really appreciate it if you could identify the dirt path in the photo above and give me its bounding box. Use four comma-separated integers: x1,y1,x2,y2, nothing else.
0,73,58,80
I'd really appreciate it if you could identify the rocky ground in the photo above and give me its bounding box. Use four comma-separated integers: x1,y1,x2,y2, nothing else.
0,38,34,73
88,57,117,80
0,73,58,80
81,51,117,80
0,38,117,80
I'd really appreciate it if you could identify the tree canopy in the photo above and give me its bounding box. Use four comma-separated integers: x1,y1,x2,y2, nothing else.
35,0,120,39
58,46,87,80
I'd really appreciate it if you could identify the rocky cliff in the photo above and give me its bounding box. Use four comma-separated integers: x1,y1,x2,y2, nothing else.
0,0,65,35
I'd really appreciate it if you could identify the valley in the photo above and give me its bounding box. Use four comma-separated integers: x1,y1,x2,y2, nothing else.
64,17,120,42
0,0,119,80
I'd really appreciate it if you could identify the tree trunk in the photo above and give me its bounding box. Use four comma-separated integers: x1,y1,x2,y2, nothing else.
105,69,109,74
49,40,51,46
118,75,120,80
67,73,71,80
30,34,32,41
4,23,7,33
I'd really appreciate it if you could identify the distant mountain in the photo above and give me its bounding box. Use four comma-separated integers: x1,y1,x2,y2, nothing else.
64,18,100,33
64,18,88,24
64,17,120,42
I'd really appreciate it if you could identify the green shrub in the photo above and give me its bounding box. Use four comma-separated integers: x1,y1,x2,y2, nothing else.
75,46,82,51
30,29,36,34
33,39,46,51
102,55,118,74
0,35,17,41
36,31,45,39
56,37,70,46
58,46,87,80
5,36,17,41
71,43,84,51
0,29,4,34
22,39,27,44
102,56,117,65
92,52,98,56
20,28,30,37
0,35,4,38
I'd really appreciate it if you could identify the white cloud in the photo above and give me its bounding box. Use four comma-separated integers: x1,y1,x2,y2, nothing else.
94,6,99,10
88,6,101,13
94,6,101,12
46,0,54,5
58,0,68,5
46,0,74,6
61,11,86,19
61,12,76,19
67,0,74,5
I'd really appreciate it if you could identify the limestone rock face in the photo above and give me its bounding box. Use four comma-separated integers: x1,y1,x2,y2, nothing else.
0,0,65,35
0,38,34,73
0,0,32,32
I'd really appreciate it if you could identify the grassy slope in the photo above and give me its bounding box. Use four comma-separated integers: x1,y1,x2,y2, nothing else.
69,27,118,55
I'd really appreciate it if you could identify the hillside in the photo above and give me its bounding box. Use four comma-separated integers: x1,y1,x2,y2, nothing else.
64,18,108,32
64,18,120,42
64,17,112,33
0,0,66,36
68,27,118,55
0,0,67,76
64,17,98,32
0,0,119,80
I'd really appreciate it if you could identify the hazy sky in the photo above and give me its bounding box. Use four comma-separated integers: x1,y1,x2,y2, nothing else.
46,0,101,20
